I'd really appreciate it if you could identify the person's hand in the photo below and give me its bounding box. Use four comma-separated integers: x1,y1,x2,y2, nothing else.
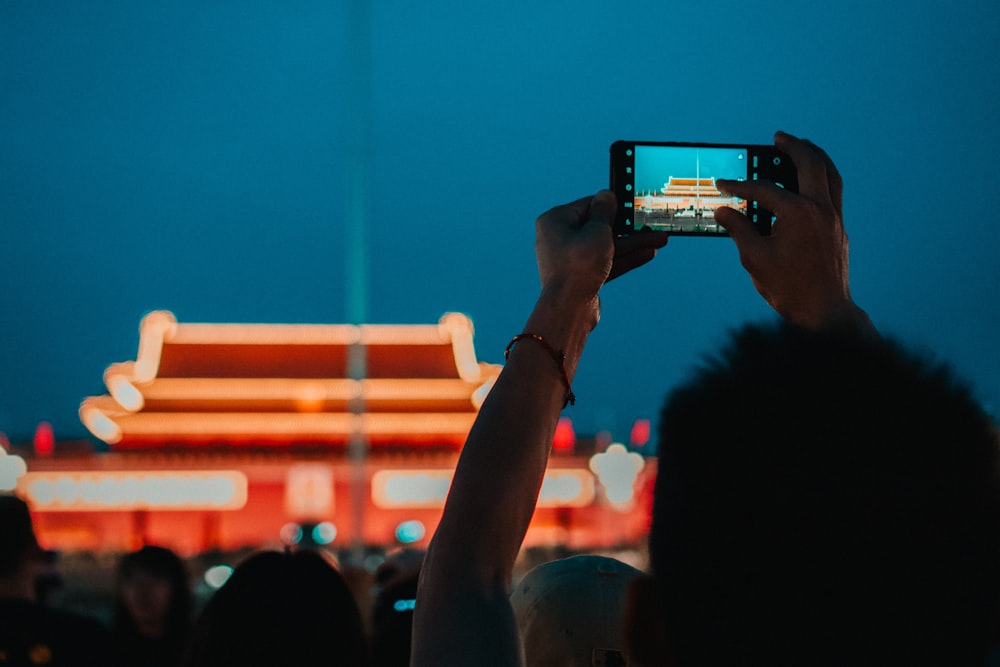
534,190,669,307
715,131,869,332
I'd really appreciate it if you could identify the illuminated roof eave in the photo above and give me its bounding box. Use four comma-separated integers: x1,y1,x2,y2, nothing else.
105,377,495,403
80,410,481,446
78,311,501,448
132,310,488,383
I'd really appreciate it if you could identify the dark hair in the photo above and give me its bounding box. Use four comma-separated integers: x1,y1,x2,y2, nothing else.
112,544,193,664
370,568,419,667
0,494,39,578
181,549,367,667
649,321,1000,665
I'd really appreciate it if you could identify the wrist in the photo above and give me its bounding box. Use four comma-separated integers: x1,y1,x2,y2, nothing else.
535,283,602,332
505,334,576,407
794,301,878,338
517,287,600,383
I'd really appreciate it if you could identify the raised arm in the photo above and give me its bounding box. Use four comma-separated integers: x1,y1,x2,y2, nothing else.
410,191,667,667
715,131,876,336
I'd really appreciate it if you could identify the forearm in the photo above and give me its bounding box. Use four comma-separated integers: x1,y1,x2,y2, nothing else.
411,287,598,664
444,289,596,568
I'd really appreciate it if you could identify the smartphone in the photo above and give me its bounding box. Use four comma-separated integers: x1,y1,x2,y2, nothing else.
609,140,798,237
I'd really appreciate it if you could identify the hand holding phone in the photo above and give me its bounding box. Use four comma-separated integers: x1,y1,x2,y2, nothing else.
609,140,799,237
704,132,864,332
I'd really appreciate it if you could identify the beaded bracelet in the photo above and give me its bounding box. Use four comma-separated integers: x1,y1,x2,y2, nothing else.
504,333,576,407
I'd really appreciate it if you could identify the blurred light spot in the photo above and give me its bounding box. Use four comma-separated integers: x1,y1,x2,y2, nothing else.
311,521,337,545
0,449,27,492
79,406,123,444
107,375,144,411
18,471,246,510
372,470,452,508
552,417,575,453
393,598,416,612
629,418,651,448
204,564,233,589
33,422,54,458
293,382,328,413
395,520,425,544
589,443,645,508
280,522,303,545
536,470,595,507
284,465,334,517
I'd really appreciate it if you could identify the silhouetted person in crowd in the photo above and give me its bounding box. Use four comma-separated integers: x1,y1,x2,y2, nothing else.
112,545,193,667
32,548,64,607
179,548,367,667
633,318,1000,665
0,493,114,666
411,131,1000,666
369,547,424,667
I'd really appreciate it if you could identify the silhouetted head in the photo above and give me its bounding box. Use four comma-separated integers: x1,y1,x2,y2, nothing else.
0,494,39,579
114,545,193,641
181,548,367,667
638,321,1000,666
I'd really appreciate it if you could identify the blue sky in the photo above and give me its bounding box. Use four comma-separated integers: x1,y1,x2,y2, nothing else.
2,1,999,445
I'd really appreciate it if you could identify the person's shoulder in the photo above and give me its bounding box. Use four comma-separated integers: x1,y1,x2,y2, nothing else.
46,604,111,636
0,598,113,666
49,609,115,666
0,596,51,628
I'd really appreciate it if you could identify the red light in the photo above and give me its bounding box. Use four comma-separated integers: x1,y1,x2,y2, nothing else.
34,422,55,458
552,417,576,454
629,419,651,448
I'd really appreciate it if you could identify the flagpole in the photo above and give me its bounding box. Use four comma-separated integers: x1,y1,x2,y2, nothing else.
345,0,371,560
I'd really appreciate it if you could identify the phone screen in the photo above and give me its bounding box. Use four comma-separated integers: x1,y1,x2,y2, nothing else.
609,140,798,236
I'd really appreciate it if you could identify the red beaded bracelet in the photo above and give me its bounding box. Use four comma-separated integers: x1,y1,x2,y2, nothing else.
504,333,576,407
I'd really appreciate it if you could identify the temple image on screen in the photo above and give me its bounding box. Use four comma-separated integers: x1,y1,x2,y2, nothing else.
633,145,747,233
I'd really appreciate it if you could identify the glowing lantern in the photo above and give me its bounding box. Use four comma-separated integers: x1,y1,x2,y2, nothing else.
552,417,576,454
629,418,651,448
33,422,54,458
589,443,646,508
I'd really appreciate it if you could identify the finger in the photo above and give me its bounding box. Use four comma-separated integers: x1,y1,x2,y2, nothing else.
588,189,616,225
717,178,798,217
714,205,756,240
614,229,669,255
774,131,831,204
606,232,668,282
539,195,597,229
606,246,660,282
798,137,843,212
714,206,766,274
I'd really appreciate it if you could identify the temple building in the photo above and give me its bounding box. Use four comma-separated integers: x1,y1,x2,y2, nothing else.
7,310,655,556
635,176,737,217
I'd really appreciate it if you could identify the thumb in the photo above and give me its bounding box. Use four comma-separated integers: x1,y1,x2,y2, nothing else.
587,189,617,227
714,205,757,246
